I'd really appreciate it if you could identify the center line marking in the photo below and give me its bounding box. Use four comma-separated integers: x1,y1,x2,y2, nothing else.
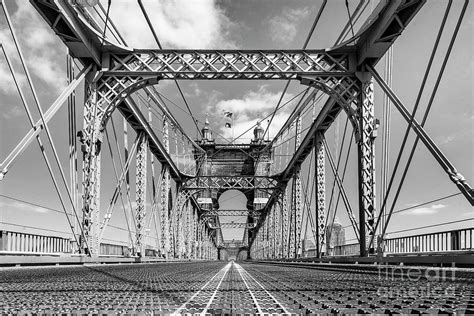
235,262,264,314
234,262,290,315
200,261,232,315
172,262,231,315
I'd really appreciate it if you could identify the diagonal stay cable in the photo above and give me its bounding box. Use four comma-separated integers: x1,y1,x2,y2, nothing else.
323,136,359,242
322,132,354,254
137,0,200,136
377,0,469,245
339,192,463,231
263,0,328,141
367,0,455,249
1,5,88,251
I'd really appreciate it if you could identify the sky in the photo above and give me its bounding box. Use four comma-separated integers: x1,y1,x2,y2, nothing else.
0,0,472,250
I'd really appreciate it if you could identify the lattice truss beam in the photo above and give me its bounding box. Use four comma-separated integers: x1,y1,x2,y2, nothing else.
182,176,279,191
104,50,353,79
21,0,473,260
201,210,260,217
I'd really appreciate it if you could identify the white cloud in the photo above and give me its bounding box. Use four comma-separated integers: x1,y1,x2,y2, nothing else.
438,134,456,145
0,60,16,94
402,203,446,215
268,7,309,44
107,0,236,49
2,104,24,119
0,200,50,214
0,1,66,94
207,86,294,143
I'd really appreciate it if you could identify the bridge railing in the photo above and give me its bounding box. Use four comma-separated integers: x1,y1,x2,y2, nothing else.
303,228,473,257
0,230,159,257
0,230,73,255
384,228,473,254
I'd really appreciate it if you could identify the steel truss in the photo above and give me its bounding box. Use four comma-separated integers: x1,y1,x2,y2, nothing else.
28,0,466,260
315,135,326,257
182,176,279,191
201,210,260,217
211,223,257,229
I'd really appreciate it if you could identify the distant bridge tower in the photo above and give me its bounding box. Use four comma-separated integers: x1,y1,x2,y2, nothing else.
189,120,274,249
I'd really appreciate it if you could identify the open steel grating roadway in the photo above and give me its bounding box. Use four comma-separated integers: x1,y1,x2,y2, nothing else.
0,261,473,314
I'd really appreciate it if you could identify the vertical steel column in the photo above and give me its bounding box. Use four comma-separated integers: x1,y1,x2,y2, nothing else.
175,190,187,258
192,207,197,259
292,116,303,258
274,199,282,258
315,134,326,257
269,207,275,259
185,201,191,259
282,187,289,258
160,119,171,258
67,54,78,252
358,73,377,256
81,72,102,255
135,133,147,256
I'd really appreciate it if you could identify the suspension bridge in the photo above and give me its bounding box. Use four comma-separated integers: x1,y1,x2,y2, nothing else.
0,0,472,313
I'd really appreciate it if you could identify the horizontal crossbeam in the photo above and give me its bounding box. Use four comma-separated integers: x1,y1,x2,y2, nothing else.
202,210,260,217
210,223,257,229
183,176,279,190
103,50,354,80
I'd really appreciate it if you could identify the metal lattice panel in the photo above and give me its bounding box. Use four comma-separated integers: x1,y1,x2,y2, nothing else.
315,135,326,255
183,176,278,191
135,134,147,255
358,76,376,254
105,50,353,79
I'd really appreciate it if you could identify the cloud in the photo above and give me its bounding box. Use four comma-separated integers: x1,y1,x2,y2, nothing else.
0,200,50,214
402,203,447,215
2,104,24,119
106,0,236,49
0,2,66,94
438,134,456,145
268,7,309,44
207,86,294,142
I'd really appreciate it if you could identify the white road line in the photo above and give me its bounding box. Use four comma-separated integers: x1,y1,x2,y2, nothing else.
234,262,290,315
172,263,231,315
200,262,232,315
235,262,264,314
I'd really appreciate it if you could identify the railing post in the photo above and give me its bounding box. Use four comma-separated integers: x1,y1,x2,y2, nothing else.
451,230,461,251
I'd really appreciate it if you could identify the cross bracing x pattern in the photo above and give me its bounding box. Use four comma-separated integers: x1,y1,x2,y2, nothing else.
20,0,472,259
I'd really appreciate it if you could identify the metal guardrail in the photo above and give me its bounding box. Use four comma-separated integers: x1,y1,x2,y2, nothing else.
0,230,73,254
384,228,473,254
0,230,159,257
304,228,474,257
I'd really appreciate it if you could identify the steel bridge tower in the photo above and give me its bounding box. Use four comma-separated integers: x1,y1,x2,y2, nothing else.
1,0,470,261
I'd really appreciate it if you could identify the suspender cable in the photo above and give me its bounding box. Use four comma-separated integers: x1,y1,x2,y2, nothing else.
137,0,200,136
326,117,350,229
0,6,88,251
323,137,359,242
380,46,393,234
323,132,354,253
263,0,327,141
367,0,455,250
378,0,470,243
344,0,355,37
103,128,134,248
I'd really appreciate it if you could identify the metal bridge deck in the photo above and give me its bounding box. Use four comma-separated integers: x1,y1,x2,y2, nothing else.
1,262,472,314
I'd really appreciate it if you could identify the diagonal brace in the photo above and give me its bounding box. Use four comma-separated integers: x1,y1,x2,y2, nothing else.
323,137,360,242
368,64,473,205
